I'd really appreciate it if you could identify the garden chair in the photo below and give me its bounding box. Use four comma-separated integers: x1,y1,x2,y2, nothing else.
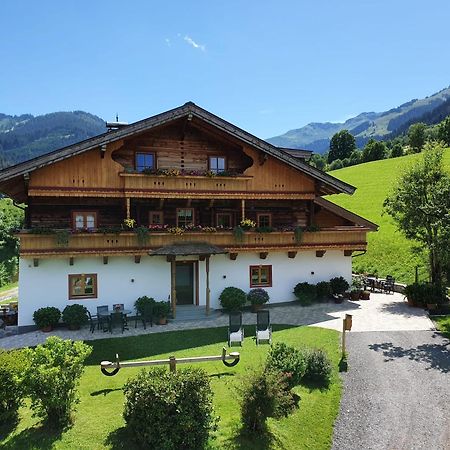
382,276,395,294
108,311,129,334
87,310,98,333
228,311,244,347
97,305,109,331
255,309,272,345
113,303,124,311
135,304,153,329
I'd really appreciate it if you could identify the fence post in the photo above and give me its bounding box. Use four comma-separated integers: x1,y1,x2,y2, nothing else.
169,356,176,372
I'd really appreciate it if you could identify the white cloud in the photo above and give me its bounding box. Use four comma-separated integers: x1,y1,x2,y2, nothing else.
183,35,206,52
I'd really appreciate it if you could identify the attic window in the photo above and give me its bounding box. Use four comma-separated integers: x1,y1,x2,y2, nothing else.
135,152,155,172
209,156,226,174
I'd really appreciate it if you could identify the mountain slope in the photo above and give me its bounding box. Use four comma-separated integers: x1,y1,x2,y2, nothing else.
268,86,450,152
326,148,450,284
0,111,106,167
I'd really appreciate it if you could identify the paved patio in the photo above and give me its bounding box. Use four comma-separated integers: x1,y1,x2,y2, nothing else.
0,292,434,350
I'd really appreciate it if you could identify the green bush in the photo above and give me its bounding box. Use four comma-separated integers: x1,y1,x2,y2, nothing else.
219,286,247,311
240,367,297,432
25,336,92,427
123,368,217,449
303,348,333,387
329,276,350,295
316,281,331,299
152,301,170,319
247,288,270,306
0,349,29,424
62,304,88,328
32,306,61,329
293,282,317,306
404,282,448,306
134,296,155,315
265,342,307,388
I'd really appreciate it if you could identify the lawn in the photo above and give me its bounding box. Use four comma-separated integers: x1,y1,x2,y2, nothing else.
0,281,18,295
0,326,342,450
327,149,450,284
434,316,450,338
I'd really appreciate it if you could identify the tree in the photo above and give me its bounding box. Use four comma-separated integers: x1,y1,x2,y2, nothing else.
383,142,450,284
328,130,356,163
362,139,386,162
407,122,427,153
438,116,450,146
328,159,343,171
309,153,326,171
390,143,403,158
349,150,362,166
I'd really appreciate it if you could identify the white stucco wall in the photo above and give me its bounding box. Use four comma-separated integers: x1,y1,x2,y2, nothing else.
18,250,351,327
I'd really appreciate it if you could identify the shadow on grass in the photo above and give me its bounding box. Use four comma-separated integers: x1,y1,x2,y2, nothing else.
85,325,295,366
224,424,285,450
105,426,141,450
90,387,123,397
0,417,19,442
0,424,63,450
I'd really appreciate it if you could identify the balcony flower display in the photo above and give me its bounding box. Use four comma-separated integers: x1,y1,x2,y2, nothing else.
123,218,136,229
239,218,256,230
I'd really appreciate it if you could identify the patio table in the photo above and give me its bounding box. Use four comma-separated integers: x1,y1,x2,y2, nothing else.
97,309,132,318
365,277,385,292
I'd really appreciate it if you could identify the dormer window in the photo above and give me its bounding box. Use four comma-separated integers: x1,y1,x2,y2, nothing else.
135,152,155,172
209,156,226,174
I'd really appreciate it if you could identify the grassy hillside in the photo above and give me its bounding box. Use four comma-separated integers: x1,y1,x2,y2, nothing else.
327,149,450,284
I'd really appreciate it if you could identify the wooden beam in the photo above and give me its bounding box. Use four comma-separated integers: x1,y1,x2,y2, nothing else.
126,197,131,220
186,198,192,207
69,257,74,266
316,250,326,258
158,198,165,209
166,255,176,263
259,252,268,260
171,260,177,319
134,255,141,264
288,251,297,259
229,252,238,261
199,254,206,262
33,258,39,267
208,199,215,208
344,250,353,257
103,256,108,265
241,199,245,221
205,255,210,316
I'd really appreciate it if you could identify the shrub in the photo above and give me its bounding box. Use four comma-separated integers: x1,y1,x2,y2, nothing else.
293,282,317,306
219,286,247,311
0,349,29,424
329,276,350,295
404,282,448,306
316,281,331,299
123,368,217,449
152,301,170,319
303,348,333,387
33,306,61,329
134,296,155,315
25,336,92,427
62,304,88,328
240,367,296,432
247,288,270,306
265,342,307,388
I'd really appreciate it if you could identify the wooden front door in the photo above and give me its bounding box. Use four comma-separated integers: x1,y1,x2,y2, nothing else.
176,262,194,305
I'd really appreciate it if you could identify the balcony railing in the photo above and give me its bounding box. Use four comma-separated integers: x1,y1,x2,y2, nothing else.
18,228,368,257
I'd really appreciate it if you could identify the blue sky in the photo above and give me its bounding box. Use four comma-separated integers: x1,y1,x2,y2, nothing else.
1,1,450,138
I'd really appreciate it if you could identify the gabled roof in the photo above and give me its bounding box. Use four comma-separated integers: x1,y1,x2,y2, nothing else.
0,102,355,195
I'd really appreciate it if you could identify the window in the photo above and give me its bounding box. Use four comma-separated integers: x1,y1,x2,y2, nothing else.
216,212,232,228
257,213,272,228
72,211,97,230
149,211,164,225
177,208,194,227
209,156,226,174
69,274,97,299
250,265,272,287
135,152,155,172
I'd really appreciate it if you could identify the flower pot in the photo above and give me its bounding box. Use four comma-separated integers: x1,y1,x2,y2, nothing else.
360,291,371,300
158,317,167,325
350,291,361,301
251,303,264,313
68,324,80,331
41,325,53,332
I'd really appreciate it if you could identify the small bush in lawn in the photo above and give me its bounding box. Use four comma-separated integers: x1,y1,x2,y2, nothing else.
25,336,92,428
316,281,331,300
0,349,29,425
123,367,217,450
219,286,247,311
240,367,297,433
329,276,350,295
293,282,317,306
304,348,333,387
265,342,307,388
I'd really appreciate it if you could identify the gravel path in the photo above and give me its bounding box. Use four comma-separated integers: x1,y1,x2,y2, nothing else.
332,330,450,450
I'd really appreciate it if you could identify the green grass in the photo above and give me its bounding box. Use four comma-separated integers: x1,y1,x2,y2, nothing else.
0,281,18,295
0,296,17,305
434,316,450,338
328,149,450,284
0,326,342,450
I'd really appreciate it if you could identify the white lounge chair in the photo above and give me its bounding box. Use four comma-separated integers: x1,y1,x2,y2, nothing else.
228,311,244,346
255,309,272,345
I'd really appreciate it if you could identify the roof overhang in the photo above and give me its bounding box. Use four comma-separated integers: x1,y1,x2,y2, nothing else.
149,242,228,257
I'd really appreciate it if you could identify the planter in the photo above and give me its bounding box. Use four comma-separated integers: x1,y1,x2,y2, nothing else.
68,324,81,330
41,325,53,332
158,317,167,325
251,303,264,313
360,290,371,300
350,291,361,301
333,294,344,304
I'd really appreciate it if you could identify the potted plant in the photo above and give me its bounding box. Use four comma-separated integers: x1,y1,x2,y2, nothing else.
247,288,270,312
33,306,61,332
134,296,155,315
293,282,317,306
219,287,247,311
239,218,256,231
62,304,88,330
315,281,331,301
350,276,362,301
330,277,350,304
153,301,170,325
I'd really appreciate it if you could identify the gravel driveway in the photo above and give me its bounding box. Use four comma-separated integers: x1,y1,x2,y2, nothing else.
332,330,450,450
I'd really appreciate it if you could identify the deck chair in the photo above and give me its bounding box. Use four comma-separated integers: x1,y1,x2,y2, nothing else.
108,311,129,334
383,276,395,294
228,311,244,347
87,310,98,333
255,309,272,345
97,305,109,331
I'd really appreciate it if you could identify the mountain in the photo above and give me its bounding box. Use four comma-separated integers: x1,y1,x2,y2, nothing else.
268,86,450,153
0,111,106,168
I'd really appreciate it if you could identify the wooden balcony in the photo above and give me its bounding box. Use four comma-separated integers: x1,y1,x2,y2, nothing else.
18,228,368,258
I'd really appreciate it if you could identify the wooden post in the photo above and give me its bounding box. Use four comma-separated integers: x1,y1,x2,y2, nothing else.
171,259,177,319
126,197,131,220
205,255,210,316
169,356,176,372
342,318,346,357
241,199,245,221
